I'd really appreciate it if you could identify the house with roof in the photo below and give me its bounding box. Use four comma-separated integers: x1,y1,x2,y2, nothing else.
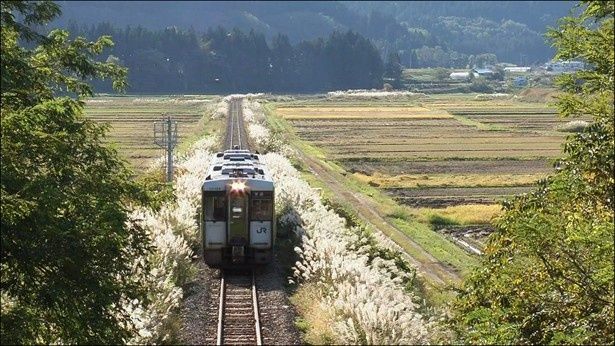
472,67,495,77
544,60,585,74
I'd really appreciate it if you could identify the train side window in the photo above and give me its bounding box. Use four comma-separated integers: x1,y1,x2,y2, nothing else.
205,196,226,221
251,197,272,221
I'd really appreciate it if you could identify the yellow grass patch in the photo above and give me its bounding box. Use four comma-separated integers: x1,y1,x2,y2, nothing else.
276,106,452,119
290,283,338,345
353,172,544,188
416,204,503,225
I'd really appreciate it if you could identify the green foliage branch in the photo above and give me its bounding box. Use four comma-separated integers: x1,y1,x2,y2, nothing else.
1,1,151,343
450,1,614,344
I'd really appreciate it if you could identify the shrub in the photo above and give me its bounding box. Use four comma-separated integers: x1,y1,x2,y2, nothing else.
469,78,494,93
557,120,590,133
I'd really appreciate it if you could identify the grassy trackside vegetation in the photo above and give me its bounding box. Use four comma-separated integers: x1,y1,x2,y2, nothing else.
289,283,338,345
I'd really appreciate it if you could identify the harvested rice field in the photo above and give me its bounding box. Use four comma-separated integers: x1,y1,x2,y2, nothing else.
272,93,574,252
283,107,566,162
276,106,451,119
385,186,533,208
84,95,218,172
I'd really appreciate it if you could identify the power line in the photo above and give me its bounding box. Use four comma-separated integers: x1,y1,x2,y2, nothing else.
154,114,178,182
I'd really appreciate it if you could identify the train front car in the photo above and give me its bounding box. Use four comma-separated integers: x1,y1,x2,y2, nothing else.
201,150,275,267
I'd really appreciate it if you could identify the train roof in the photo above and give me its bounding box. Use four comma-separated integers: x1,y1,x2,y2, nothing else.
202,149,273,191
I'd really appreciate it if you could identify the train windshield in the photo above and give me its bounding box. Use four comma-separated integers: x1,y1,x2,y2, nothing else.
251,191,273,221
204,195,226,221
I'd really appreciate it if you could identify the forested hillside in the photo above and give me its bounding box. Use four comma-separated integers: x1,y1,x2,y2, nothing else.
53,1,574,67
70,24,383,93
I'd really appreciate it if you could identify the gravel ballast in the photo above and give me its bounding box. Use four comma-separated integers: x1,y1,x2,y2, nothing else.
178,254,302,345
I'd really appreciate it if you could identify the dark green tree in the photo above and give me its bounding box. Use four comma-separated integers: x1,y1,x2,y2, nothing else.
474,53,497,68
383,52,403,88
491,65,505,81
324,30,384,90
270,34,296,91
1,1,151,343
451,1,614,344
434,67,450,81
409,49,419,68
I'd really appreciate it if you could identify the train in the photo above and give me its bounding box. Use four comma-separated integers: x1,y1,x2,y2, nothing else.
201,148,275,266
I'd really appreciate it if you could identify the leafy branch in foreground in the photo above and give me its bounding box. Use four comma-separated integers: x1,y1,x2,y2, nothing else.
1,1,146,343
451,1,614,344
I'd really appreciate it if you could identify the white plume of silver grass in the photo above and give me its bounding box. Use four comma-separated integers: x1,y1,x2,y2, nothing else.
275,154,432,343
327,89,426,99
262,152,432,343
210,98,229,119
120,134,217,344
132,97,164,103
248,123,270,147
242,99,293,156
223,93,264,102
121,208,192,344
474,93,511,100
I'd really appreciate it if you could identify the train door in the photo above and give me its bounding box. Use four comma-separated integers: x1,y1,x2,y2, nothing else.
250,191,274,263
202,191,226,265
228,193,248,261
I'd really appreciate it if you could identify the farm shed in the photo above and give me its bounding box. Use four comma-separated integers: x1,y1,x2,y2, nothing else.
450,71,474,80
504,66,532,73
472,68,495,77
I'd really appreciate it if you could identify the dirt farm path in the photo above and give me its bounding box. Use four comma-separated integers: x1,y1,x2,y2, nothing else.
294,147,461,287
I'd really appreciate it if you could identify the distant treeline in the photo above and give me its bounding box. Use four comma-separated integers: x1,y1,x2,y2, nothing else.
71,23,384,93
54,2,573,70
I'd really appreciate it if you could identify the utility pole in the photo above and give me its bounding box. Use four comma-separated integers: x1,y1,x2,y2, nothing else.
154,115,178,182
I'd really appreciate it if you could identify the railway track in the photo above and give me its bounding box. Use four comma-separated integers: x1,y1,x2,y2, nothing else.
216,98,262,345
225,98,250,150
216,270,262,345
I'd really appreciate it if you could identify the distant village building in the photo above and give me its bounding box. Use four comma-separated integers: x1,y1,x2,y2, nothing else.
544,60,585,74
472,68,495,77
504,66,532,73
450,71,473,80
449,68,498,80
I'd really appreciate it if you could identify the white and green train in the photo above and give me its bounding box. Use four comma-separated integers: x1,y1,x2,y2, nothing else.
201,149,275,266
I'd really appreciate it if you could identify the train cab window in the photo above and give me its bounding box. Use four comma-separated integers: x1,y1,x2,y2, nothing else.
205,195,226,221
251,191,273,221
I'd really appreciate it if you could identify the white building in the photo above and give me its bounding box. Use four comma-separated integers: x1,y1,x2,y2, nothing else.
450,71,477,80
544,60,585,73
504,66,532,73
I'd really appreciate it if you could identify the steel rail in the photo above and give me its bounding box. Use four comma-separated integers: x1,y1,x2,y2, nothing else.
252,271,262,345
235,100,242,149
216,273,225,345
216,269,262,345
228,101,235,150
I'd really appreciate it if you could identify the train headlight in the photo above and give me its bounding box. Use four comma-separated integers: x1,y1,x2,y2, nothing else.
230,180,246,192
